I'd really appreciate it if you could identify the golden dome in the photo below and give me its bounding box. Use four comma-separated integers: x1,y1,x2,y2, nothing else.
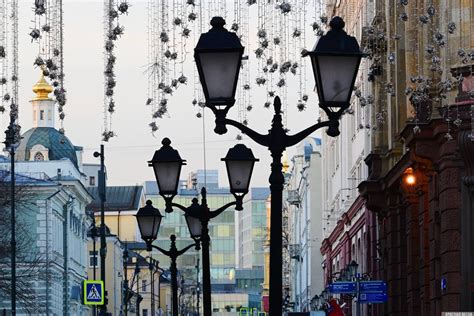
32,72,53,101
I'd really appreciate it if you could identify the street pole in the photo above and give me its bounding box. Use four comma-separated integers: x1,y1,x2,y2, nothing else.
94,145,107,316
92,221,97,316
150,260,155,316
136,266,140,316
356,277,361,316
147,235,197,316
8,121,16,316
123,248,128,316
196,259,200,316
200,192,212,316
170,259,178,316
269,147,284,314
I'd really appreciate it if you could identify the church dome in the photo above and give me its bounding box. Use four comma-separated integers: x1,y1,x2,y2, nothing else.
15,127,78,167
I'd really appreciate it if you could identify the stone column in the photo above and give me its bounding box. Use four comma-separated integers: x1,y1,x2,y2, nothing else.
428,171,441,315
437,147,462,312
403,187,421,316
418,178,431,316
459,129,474,311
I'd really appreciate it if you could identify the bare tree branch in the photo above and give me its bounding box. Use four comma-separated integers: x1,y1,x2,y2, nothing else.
0,171,51,312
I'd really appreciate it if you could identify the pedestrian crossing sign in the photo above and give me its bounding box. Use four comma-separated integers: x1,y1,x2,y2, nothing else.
83,280,104,305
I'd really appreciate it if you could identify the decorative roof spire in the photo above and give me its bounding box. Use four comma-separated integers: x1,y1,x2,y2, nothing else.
32,71,53,101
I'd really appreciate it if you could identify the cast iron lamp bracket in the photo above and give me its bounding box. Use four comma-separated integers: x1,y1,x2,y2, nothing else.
217,96,339,149
169,187,238,242
146,234,200,254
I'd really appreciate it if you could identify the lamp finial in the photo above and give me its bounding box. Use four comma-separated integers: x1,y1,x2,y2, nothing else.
161,137,171,147
210,16,225,29
329,16,345,30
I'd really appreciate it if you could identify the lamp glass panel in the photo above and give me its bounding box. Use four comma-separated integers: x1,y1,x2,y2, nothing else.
137,214,159,240
348,264,357,278
316,55,359,103
153,161,181,194
226,160,253,193
186,215,202,238
198,52,240,100
310,55,320,92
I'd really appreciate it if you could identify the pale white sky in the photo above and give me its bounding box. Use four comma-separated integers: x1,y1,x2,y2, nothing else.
2,1,324,187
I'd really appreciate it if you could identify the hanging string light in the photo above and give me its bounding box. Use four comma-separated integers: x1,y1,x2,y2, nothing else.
146,0,194,133
0,0,9,114
30,0,67,133
102,0,129,141
147,1,321,135
7,0,20,144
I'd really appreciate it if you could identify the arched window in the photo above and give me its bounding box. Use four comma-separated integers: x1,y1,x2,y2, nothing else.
34,152,44,161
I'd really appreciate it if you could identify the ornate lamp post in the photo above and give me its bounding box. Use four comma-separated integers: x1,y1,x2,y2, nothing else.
135,200,198,316
93,145,107,316
347,260,361,316
149,138,258,316
194,16,363,314
148,257,160,316
123,248,129,316
4,118,20,315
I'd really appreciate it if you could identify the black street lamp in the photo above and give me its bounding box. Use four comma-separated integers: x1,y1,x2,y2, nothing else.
303,16,363,118
194,16,363,314
347,260,359,280
93,145,108,316
148,138,186,213
345,260,364,316
194,16,244,134
135,200,199,316
149,138,257,316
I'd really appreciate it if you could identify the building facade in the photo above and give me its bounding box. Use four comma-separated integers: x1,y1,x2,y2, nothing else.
238,187,270,269
145,171,240,313
0,73,93,314
284,137,325,312
357,0,474,313
320,0,474,315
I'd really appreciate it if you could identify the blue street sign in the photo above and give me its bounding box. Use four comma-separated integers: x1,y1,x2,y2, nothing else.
83,280,104,305
359,281,387,293
328,282,357,294
358,292,388,304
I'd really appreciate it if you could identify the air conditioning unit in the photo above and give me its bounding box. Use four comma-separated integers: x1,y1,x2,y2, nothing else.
287,190,301,205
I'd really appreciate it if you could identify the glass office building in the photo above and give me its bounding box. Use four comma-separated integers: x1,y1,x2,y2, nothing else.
144,172,236,286
238,188,270,269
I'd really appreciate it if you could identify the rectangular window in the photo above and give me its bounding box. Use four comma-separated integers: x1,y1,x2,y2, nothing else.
89,176,95,186
142,279,147,292
40,110,44,120
142,309,148,316
89,250,98,268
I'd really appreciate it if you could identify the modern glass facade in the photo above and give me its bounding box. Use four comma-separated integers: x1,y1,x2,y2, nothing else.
239,188,270,269
144,179,236,284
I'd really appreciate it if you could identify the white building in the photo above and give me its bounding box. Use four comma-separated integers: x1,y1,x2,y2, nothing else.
285,137,324,312
0,73,93,314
